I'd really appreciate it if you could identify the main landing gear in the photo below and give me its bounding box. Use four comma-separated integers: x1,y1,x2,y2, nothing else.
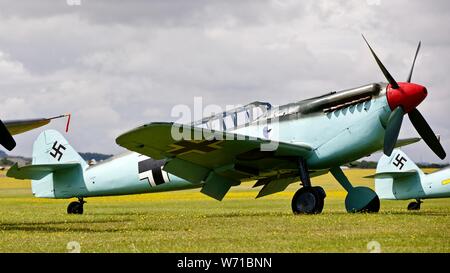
291,158,326,214
407,199,422,211
67,198,86,214
330,167,380,213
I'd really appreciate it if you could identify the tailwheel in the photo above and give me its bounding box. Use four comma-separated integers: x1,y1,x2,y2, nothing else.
291,186,326,215
67,198,85,214
345,186,380,213
407,200,422,211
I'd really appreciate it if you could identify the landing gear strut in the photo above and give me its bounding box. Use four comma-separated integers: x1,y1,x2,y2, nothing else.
291,158,326,214
330,167,380,213
67,198,86,214
407,199,422,211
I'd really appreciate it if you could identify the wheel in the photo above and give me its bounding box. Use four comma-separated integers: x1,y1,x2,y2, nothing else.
345,186,380,213
291,187,325,214
407,201,421,211
67,201,84,214
312,186,326,213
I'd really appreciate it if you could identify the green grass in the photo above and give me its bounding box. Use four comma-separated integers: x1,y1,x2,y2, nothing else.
0,169,449,253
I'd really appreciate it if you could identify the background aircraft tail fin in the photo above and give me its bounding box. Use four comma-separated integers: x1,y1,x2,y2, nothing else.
374,149,423,176
371,149,423,200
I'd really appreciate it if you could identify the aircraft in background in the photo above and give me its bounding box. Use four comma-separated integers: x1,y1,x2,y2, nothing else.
368,149,449,211
7,37,447,215
0,114,70,151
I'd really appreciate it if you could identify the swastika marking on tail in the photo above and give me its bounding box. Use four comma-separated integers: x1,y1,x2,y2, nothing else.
393,154,407,170
50,141,66,161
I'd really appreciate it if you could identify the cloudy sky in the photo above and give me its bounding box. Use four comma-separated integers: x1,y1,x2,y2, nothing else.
0,0,448,163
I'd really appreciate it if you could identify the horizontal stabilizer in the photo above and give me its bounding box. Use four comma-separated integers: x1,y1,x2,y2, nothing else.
7,163,81,180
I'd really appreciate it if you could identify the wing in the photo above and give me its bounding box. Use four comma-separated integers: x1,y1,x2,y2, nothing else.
394,137,421,149
116,122,315,200
1,115,69,151
4,118,52,135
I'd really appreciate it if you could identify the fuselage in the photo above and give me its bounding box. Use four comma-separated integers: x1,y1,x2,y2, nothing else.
34,83,394,199
232,83,391,169
377,168,450,201
32,152,199,199
421,168,450,199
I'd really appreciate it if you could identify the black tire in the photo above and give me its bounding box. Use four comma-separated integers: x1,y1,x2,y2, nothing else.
291,187,324,214
312,186,326,213
67,201,84,214
407,201,421,211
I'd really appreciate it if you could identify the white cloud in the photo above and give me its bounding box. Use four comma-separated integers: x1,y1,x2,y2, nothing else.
0,0,448,163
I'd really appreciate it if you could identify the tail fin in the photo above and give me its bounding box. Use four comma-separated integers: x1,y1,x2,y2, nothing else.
32,129,87,168
374,149,423,177
371,149,424,200
7,130,87,198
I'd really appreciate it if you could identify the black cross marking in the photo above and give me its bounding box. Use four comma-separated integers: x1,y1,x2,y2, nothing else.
138,158,166,186
50,141,66,161
167,140,222,156
393,154,407,170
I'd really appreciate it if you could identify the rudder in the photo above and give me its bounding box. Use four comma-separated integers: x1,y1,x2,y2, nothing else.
29,130,87,198
374,149,424,200
375,149,422,175
32,129,87,168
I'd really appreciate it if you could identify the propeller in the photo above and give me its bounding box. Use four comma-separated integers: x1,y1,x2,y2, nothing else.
384,107,404,156
408,109,446,159
406,41,421,83
363,35,446,159
0,119,16,151
362,35,399,89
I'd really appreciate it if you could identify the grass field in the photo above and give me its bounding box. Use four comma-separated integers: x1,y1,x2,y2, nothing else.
0,169,449,253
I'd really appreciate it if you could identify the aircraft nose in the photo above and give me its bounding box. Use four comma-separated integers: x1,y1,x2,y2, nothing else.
386,82,427,113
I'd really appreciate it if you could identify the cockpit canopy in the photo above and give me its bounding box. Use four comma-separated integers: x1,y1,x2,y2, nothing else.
191,101,272,131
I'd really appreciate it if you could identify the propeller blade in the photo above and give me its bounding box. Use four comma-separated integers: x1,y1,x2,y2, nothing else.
362,34,399,89
0,119,16,151
384,106,405,156
406,41,421,83
409,109,446,159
